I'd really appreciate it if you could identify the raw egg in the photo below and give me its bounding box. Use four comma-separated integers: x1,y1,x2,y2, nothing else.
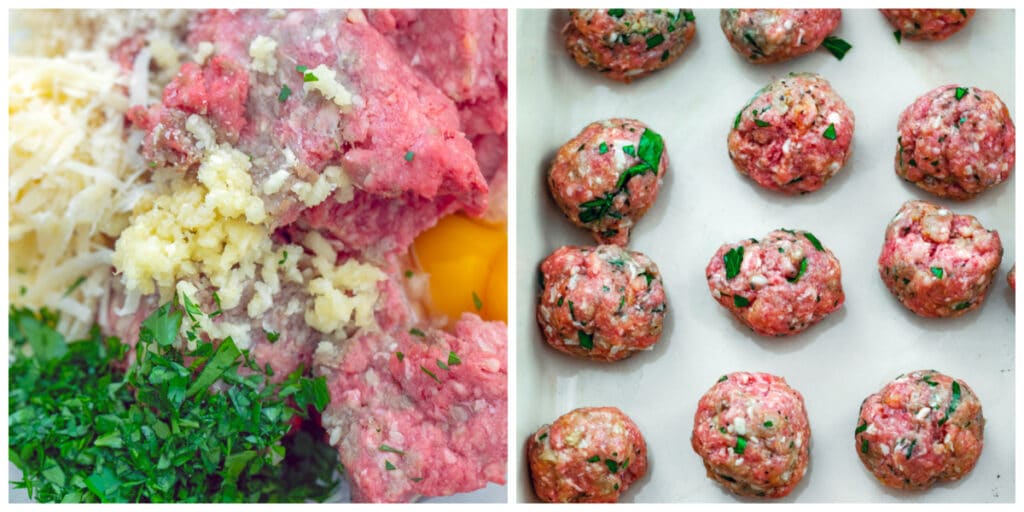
412,214,507,323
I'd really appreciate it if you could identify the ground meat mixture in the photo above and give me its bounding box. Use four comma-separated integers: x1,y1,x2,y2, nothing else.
706,229,844,336
720,9,841,64
882,9,976,41
548,118,668,246
691,372,811,498
528,406,648,503
563,9,696,83
537,245,667,362
728,73,854,194
878,200,1003,318
895,84,1015,200
855,370,984,490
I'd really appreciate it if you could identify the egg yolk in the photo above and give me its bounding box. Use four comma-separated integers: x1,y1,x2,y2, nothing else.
412,214,507,323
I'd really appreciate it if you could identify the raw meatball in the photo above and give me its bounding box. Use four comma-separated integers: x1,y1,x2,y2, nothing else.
895,84,1015,200
855,370,984,490
548,119,668,245
1009,265,1016,290
528,406,648,503
728,73,854,194
691,372,811,498
720,9,841,64
705,229,844,336
563,9,696,83
537,244,667,362
883,9,976,41
878,200,1002,317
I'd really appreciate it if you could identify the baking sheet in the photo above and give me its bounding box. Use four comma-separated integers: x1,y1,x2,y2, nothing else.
515,8,1014,503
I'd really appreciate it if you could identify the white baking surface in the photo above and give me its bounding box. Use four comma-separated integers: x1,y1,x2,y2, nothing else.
516,9,1014,503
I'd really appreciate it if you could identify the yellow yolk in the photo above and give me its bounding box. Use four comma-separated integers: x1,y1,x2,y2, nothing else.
412,214,507,323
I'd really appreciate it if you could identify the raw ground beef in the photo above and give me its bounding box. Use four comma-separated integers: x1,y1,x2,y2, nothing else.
882,9,976,41
720,9,841,64
319,314,507,502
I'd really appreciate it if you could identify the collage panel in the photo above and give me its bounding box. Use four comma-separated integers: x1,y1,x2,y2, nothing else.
517,8,1014,503
8,8,507,503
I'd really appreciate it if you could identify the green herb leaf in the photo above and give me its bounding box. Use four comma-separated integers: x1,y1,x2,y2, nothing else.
578,330,594,350
404,270,413,278
472,291,483,311
955,87,968,101
436,359,449,371
646,33,665,49
186,337,241,398
683,10,695,22
303,72,318,83
296,64,308,73
861,438,869,454
607,9,625,18
380,444,406,456
893,30,902,44
140,302,183,347
64,276,87,297
734,436,747,454
599,142,608,154
396,351,405,362
855,421,868,434
804,232,824,251
754,119,771,128
279,251,288,265
787,258,808,283
278,84,292,102
447,351,462,366
953,301,971,311
409,328,426,337
586,455,600,463
763,421,773,428
733,295,751,308
265,330,280,343
420,366,441,384
940,381,962,425
385,460,397,471
905,439,917,459
821,36,852,60
823,123,837,140
718,375,728,383
605,459,619,473
724,246,744,280
931,267,944,279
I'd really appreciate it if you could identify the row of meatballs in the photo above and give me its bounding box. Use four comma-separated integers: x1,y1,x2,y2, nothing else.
565,9,977,83
528,370,984,502
550,77,1014,248
538,200,1007,362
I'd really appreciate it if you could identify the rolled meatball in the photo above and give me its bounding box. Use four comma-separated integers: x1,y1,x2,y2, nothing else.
728,73,854,194
548,119,668,245
528,406,648,503
563,9,696,83
706,229,844,336
855,370,984,490
895,84,1015,200
720,9,841,64
883,9,976,41
691,372,811,498
538,244,667,362
878,200,1002,317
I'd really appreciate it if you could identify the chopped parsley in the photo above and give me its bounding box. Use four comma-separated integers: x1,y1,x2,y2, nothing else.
939,381,962,425
904,439,917,459
960,9,969,17
302,72,318,83
396,351,405,362
855,421,868,434
605,459,619,473
404,151,415,162
754,119,771,128
279,251,288,265
265,330,280,343
599,142,608,154
420,366,441,384
922,374,939,387
405,270,413,278
724,246,744,280
718,375,728,383
821,36,852,60
823,123,837,140
953,301,972,311
683,10,695,22
804,232,824,251
734,436,747,455
607,9,625,18
210,291,223,318
578,330,594,350
379,444,406,456
931,267,944,279
409,328,426,337
278,84,292,102
733,295,751,308
384,460,397,471
955,87,968,101
641,271,655,286
646,34,665,50
295,65,308,73
586,455,601,463
763,421,773,428
861,438,869,454
447,351,462,366
622,145,635,156
472,291,483,311
578,193,614,224
893,30,902,44
787,258,808,283
436,359,449,371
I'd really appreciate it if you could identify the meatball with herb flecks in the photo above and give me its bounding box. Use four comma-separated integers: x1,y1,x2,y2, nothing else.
720,9,842,64
895,84,1015,200
563,9,696,83
883,9,976,41
728,73,854,194
537,244,667,362
528,406,648,503
691,372,811,498
855,370,984,490
878,200,1002,317
548,118,668,245
706,229,844,336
